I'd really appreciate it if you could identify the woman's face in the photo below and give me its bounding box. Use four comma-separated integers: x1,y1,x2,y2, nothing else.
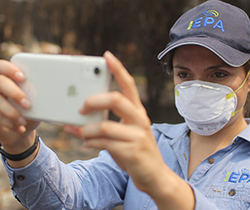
173,45,250,115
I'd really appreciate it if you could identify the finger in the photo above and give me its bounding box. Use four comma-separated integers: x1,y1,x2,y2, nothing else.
0,113,25,133
16,125,26,133
64,125,85,140
0,94,27,124
81,91,150,125
103,51,143,108
82,137,141,172
69,128,134,153
0,76,31,109
0,113,15,129
65,121,152,145
0,60,25,82
84,138,128,151
81,121,151,141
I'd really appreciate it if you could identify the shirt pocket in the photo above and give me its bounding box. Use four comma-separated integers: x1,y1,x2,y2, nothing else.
206,185,250,210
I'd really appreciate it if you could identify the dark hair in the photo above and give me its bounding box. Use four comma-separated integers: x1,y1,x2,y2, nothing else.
164,49,175,74
165,50,250,75
243,60,250,73
243,61,250,117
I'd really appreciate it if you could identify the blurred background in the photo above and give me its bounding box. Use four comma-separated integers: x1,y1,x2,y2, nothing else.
0,0,249,209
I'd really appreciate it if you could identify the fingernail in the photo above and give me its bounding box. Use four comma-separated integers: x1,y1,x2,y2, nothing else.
104,51,113,58
17,116,27,126
18,125,26,133
20,98,31,109
14,72,25,81
79,107,86,114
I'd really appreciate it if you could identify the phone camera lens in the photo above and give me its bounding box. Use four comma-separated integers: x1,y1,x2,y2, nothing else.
94,67,101,75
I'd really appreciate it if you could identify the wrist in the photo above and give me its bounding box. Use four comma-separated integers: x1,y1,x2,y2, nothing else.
3,131,37,155
0,134,39,161
146,165,195,210
4,131,40,168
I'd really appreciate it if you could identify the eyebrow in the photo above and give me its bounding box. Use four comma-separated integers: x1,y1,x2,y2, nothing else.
173,64,229,71
204,65,229,71
173,65,191,71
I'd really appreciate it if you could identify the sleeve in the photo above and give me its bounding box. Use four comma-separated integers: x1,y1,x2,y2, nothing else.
189,184,220,210
150,125,162,143
1,138,129,210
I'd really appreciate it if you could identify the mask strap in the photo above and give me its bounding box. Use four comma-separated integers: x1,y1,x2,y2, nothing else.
175,90,179,96
231,107,243,117
228,70,250,117
226,70,250,100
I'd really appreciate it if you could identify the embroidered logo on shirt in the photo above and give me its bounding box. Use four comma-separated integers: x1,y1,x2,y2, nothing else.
224,168,250,183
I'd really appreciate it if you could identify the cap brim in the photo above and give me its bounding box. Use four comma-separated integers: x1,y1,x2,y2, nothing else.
157,37,250,67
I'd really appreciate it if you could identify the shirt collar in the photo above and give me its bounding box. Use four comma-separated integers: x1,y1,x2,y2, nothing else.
236,118,250,143
153,119,250,143
153,122,189,139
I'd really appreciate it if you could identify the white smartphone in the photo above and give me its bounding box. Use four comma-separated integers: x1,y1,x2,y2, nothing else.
10,53,111,125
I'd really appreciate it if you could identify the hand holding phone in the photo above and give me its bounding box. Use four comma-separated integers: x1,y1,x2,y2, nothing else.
10,53,111,125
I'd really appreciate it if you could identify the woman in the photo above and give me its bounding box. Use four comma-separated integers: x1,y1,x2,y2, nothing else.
1,0,250,209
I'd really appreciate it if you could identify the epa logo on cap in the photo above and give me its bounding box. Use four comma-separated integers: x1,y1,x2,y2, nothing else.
187,10,225,32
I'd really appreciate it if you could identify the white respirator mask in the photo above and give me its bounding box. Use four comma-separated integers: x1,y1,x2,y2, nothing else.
175,71,250,136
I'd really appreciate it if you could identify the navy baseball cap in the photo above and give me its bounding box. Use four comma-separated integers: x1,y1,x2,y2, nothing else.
157,0,250,67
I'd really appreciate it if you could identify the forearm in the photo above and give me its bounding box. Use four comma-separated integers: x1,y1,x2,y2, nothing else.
2,140,127,210
145,165,195,210
2,139,67,209
154,180,194,210
145,164,224,210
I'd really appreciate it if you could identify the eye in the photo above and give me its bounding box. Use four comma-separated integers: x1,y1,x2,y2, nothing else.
212,72,228,78
177,72,190,78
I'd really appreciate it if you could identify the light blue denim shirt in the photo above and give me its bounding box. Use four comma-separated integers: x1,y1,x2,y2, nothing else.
2,121,250,210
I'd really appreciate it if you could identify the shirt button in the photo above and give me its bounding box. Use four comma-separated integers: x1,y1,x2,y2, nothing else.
208,158,214,164
17,175,25,181
228,189,236,196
